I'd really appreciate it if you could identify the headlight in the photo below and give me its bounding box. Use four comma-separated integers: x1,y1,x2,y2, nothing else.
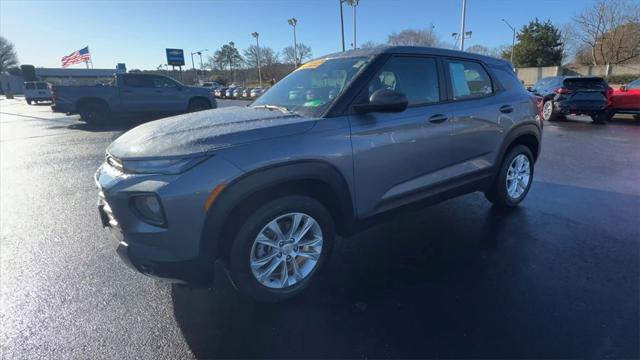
122,156,208,175
132,194,166,225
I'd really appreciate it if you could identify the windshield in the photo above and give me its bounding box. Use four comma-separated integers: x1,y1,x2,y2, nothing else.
252,56,370,117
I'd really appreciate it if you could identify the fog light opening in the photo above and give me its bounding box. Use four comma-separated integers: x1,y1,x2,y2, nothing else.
132,194,166,226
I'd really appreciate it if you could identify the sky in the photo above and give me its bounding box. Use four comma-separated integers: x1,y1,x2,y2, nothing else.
1,0,595,70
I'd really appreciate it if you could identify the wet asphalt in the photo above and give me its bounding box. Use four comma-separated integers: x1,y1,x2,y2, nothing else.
1,97,639,359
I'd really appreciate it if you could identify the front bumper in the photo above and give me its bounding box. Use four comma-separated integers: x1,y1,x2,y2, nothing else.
94,156,242,285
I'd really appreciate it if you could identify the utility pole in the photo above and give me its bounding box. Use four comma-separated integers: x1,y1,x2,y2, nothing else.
339,0,345,51
191,49,207,84
501,19,516,66
288,18,298,67
459,0,467,51
252,32,262,88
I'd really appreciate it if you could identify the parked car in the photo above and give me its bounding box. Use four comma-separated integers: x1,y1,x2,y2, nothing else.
24,81,52,104
250,87,266,98
225,87,236,98
232,87,245,99
242,88,253,99
215,87,227,98
51,73,216,124
608,78,640,121
96,46,542,302
529,76,611,123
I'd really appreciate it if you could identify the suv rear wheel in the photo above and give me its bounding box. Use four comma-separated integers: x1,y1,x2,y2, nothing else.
542,100,564,121
485,145,534,208
227,195,335,302
592,109,613,124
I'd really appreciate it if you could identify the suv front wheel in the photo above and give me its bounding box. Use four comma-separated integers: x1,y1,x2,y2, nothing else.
227,195,335,302
485,145,534,208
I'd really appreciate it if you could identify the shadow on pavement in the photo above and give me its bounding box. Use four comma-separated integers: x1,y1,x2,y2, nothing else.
171,183,639,358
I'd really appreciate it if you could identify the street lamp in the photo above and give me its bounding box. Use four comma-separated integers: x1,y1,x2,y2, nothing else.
345,0,359,49
451,31,472,49
251,32,262,88
191,49,208,84
288,18,298,68
339,0,345,51
458,0,467,51
501,19,516,66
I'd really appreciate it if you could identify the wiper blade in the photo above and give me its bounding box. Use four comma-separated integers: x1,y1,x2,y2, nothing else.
252,104,291,114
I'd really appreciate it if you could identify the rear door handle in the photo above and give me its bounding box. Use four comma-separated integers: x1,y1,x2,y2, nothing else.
499,105,514,114
428,114,448,123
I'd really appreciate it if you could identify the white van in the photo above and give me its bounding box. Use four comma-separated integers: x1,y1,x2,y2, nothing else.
24,81,53,104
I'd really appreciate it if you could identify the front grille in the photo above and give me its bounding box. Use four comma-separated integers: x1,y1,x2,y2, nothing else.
98,191,119,227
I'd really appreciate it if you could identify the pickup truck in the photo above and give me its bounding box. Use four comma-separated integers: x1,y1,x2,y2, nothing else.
51,73,217,124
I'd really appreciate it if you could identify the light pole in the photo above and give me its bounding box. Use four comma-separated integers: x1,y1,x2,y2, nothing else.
339,0,345,51
346,0,359,49
288,18,298,67
501,19,516,65
251,32,263,88
191,49,208,84
459,0,467,51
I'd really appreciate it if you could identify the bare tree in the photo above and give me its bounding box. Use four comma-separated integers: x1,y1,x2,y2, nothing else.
0,36,19,74
359,41,385,49
387,26,441,47
573,0,640,65
282,43,312,65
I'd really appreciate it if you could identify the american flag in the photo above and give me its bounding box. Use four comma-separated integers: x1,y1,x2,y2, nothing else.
61,47,91,68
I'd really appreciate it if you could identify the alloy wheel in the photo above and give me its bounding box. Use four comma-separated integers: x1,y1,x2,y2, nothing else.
506,154,531,199
250,212,323,289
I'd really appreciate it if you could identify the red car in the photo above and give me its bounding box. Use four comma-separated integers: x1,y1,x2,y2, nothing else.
608,78,640,121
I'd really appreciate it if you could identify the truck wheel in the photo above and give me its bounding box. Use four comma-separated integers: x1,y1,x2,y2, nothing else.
591,110,613,124
485,145,534,209
188,98,211,113
26,99,32,105
227,195,335,302
79,101,110,125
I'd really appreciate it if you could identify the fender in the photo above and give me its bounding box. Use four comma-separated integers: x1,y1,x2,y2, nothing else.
200,160,356,260
495,122,542,170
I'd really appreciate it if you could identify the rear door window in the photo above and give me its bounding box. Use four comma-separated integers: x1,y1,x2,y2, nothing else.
25,83,36,90
447,60,493,100
123,75,154,88
152,76,179,88
36,83,48,90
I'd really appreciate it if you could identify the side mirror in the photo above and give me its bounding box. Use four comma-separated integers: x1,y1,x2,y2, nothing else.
353,89,409,114
620,85,627,92
526,86,533,91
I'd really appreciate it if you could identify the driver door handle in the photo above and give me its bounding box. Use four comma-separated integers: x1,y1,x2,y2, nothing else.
428,114,448,124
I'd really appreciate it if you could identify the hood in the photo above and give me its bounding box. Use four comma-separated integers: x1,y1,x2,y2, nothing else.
107,106,316,159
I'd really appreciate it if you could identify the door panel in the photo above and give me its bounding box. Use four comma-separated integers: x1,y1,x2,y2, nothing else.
349,55,452,217
118,75,156,112
445,59,506,176
350,105,452,216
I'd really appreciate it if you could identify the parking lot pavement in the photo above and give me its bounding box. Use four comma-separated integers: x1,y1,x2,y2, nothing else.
1,97,639,359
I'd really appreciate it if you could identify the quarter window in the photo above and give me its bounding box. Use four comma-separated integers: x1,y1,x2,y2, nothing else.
368,57,440,106
447,60,493,99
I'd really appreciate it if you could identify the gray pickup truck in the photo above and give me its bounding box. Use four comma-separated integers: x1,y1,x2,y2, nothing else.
51,73,217,124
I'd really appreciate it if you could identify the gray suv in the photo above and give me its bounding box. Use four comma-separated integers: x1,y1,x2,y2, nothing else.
96,47,542,301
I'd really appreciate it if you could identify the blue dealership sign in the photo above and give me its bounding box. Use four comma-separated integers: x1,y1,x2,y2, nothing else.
166,48,185,66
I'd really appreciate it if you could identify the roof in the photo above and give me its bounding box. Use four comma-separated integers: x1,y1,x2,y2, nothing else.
35,68,125,78
315,46,512,67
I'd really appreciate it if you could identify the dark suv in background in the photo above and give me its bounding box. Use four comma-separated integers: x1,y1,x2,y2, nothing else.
529,76,611,123
96,47,542,302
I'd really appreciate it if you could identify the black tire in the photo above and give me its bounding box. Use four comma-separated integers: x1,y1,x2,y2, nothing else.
188,98,211,112
26,99,32,105
227,195,335,302
79,101,110,125
485,145,535,209
542,100,562,121
592,110,613,124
